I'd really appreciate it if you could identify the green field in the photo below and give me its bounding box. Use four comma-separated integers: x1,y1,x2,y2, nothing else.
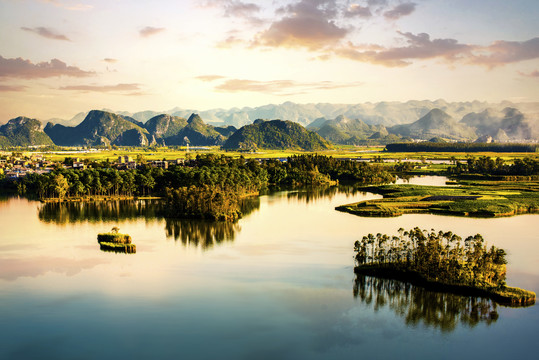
28,146,538,163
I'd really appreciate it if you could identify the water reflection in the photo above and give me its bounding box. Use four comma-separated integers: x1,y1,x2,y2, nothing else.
283,185,368,204
38,199,162,224
37,196,260,250
165,218,240,249
353,275,499,332
164,197,259,249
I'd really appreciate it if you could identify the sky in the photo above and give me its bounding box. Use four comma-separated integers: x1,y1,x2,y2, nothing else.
0,0,538,121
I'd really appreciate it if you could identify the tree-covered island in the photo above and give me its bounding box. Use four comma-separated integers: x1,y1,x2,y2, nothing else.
354,228,536,305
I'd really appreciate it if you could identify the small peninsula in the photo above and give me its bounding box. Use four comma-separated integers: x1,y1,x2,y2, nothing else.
353,228,535,305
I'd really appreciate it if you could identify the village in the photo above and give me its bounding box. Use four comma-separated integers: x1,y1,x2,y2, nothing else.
0,151,186,180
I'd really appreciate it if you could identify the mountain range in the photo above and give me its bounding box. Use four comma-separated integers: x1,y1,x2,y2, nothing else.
40,111,231,147
307,115,395,144
1,101,537,148
39,100,538,129
388,109,477,140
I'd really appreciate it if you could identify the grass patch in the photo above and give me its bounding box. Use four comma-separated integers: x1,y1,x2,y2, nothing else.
97,231,136,254
337,181,539,218
97,233,132,244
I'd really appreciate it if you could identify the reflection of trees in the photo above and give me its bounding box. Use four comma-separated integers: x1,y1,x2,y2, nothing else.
36,197,260,250
353,275,499,332
38,200,162,224
239,196,260,218
165,218,240,250
163,198,258,249
285,185,367,204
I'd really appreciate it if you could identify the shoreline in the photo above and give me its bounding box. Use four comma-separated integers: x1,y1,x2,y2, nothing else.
354,265,536,306
40,195,162,203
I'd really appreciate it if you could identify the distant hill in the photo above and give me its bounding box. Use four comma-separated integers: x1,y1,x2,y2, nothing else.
120,115,145,128
44,110,149,146
214,125,237,138
499,108,538,140
44,111,88,127
461,109,502,134
461,107,538,141
223,119,331,150
0,117,54,147
389,109,476,140
312,115,390,144
305,117,328,130
164,114,225,146
144,114,188,144
112,128,150,146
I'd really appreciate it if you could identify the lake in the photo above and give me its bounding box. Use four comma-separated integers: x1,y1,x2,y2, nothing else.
0,177,537,360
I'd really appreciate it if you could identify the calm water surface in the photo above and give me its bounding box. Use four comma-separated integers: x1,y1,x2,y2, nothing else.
0,177,537,360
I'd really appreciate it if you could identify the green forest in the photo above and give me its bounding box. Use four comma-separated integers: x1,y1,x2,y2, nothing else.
7,154,394,220
448,156,539,176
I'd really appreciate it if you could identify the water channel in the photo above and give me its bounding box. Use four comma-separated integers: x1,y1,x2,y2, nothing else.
0,176,537,359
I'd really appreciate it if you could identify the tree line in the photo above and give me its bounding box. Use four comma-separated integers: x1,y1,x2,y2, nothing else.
8,154,395,221
448,156,539,176
13,154,395,200
386,142,538,153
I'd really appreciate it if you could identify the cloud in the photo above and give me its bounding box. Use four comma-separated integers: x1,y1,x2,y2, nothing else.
59,83,141,92
103,58,118,63
470,37,539,67
201,1,537,70
253,0,350,50
200,0,262,24
384,2,416,19
0,55,94,79
334,32,474,67
214,78,361,95
21,26,70,41
344,4,372,18
0,85,27,92
518,70,539,78
196,75,226,81
216,35,246,48
139,26,166,38
331,33,539,68
223,0,260,18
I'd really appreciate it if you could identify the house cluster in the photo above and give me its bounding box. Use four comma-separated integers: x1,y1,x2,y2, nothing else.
0,152,189,180
0,152,55,179
115,156,185,170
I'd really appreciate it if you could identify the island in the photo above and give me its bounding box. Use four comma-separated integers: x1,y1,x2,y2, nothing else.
98,227,136,254
353,227,535,305
337,179,539,218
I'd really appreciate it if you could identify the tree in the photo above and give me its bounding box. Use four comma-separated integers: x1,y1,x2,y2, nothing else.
53,174,69,199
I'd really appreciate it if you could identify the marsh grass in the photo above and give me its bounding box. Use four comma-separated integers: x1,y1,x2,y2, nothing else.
337,181,539,217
